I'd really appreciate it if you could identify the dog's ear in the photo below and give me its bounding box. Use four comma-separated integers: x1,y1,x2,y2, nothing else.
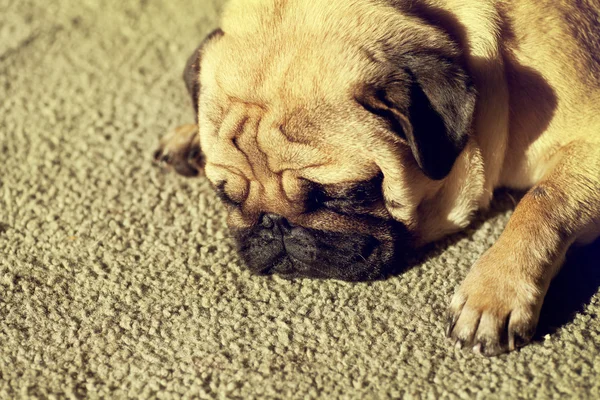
358,53,476,180
183,28,224,120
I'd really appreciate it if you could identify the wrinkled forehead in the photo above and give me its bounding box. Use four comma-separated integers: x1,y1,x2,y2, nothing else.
199,98,378,188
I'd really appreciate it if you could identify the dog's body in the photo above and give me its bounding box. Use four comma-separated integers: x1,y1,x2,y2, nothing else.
156,0,600,355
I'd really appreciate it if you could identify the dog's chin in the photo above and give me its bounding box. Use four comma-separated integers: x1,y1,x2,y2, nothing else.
260,246,400,282
233,217,410,282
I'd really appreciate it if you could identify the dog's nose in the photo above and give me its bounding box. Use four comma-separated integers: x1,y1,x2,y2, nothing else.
259,213,317,264
260,213,290,230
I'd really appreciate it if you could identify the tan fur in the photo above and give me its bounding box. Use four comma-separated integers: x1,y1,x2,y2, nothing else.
158,0,600,355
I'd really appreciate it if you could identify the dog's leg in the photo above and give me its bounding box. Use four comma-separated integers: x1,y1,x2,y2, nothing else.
154,124,203,177
447,140,600,356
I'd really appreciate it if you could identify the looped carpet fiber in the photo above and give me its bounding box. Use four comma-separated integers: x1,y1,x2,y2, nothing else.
1,0,599,398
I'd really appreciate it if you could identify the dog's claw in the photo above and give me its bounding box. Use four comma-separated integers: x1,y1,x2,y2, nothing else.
445,313,458,338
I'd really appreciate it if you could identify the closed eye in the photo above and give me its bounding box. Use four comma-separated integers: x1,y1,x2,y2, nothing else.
304,173,383,214
304,185,334,213
214,181,242,207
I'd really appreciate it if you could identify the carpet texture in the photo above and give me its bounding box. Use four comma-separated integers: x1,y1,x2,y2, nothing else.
1,0,599,398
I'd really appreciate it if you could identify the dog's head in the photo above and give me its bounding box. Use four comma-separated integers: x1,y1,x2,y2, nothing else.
185,0,478,281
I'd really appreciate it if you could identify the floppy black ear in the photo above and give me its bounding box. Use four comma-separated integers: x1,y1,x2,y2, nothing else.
359,53,476,180
183,28,224,120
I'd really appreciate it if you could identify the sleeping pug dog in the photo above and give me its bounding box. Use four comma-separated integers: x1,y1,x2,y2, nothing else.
155,0,600,356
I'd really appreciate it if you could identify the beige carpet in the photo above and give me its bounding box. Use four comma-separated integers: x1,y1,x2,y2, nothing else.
1,0,599,398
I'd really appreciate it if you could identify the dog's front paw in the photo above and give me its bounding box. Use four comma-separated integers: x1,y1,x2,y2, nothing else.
446,253,546,356
154,124,204,177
